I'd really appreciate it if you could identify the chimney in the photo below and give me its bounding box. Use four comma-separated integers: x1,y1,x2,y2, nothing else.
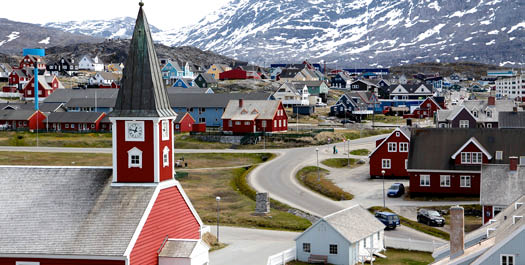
238,99,243,108
450,206,465,260
510,156,518,171
488,96,495,106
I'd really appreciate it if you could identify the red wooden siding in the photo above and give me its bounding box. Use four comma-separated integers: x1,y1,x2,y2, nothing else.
409,172,480,195
175,114,194,133
116,120,155,183
222,102,288,133
129,185,201,265
369,131,409,178
28,111,46,130
0,258,125,265
158,120,173,182
453,142,490,165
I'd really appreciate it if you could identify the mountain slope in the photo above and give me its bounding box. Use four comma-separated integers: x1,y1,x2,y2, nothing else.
43,17,162,39
159,0,524,67
0,18,101,54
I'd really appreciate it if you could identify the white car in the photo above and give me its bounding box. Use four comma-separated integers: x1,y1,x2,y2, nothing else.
316,102,327,107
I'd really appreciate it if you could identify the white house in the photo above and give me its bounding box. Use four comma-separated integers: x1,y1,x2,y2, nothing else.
89,71,119,86
295,205,386,265
273,82,310,107
79,55,105,71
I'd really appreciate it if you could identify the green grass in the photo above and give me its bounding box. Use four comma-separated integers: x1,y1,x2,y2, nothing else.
343,129,393,140
369,207,450,241
364,114,406,124
321,158,358,168
374,248,434,265
174,133,231,149
350,148,370,156
0,151,112,166
296,166,353,201
174,153,271,169
0,131,112,148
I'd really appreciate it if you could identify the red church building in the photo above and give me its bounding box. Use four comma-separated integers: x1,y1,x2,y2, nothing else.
369,127,411,178
407,128,525,197
222,99,288,133
0,3,208,265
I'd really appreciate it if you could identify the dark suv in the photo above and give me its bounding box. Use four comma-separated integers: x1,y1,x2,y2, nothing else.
417,209,445,227
387,183,405,197
375,212,400,229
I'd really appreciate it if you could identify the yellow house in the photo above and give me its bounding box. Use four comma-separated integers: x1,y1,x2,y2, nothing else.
207,64,231,79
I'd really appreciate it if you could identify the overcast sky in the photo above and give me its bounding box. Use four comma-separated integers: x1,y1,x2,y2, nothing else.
2,0,231,30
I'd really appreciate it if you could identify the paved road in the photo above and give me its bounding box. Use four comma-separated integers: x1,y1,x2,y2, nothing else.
209,226,298,265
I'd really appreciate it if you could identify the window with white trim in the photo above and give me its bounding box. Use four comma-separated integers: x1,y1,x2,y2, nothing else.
329,244,338,254
161,120,169,140
16,262,40,265
303,243,310,253
388,142,397,152
486,123,492,128
405,159,408,169
520,156,525,165
235,121,241,125
461,152,471,164
501,254,514,265
472,152,483,164
395,132,400,137
245,121,250,125
420,175,430,186
228,120,232,127
440,175,450,187
459,120,469,128
399,142,408,152
65,124,69,128
496,151,503,160
460,175,471,188
262,120,267,127
163,146,170,167
128,147,143,168
274,120,277,127
382,159,391,169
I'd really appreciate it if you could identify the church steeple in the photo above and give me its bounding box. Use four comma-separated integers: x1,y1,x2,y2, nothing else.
110,2,176,117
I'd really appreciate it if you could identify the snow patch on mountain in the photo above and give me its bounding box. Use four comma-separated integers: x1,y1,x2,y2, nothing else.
39,37,50,44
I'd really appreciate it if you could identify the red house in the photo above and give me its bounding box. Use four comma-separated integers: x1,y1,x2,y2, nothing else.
219,67,261,80
369,127,411,178
407,128,525,197
174,112,195,132
404,97,444,119
222,99,288,133
19,54,46,69
0,109,46,130
22,75,61,99
44,112,106,132
7,69,29,90
0,4,208,264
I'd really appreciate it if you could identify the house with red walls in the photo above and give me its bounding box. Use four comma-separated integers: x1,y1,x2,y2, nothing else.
19,54,46,70
369,127,411,178
404,97,444,119
407,128,525,197
0,109,46,130
6,69,29,91
222,99,288,133
44,112,106,132
22,75,62,100
174,112,195,133
0,3,208,265
219,66,261,80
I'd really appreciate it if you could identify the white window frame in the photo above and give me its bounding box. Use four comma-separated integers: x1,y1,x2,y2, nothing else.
163,146,170,167
460,175,471,188
461,152,471,164
500,254,515,265
161,120,169,140
228,120,232,127
382,159,391,169
245,121,250,125
472,152,483,164
329,244,338,255
262,120,267,127
399,142,408,152
274,120,277,127
520,156,525,165
395,132,400,137
16,262,40,265
405,159,408,170
440,175,451,187
125,121,145,142
420,175,430,187
459,120,469,128
486,123,492,128
128,147,143,169
279,120,282,127
235,121,241,125
496,151,503,160
388,142,397,152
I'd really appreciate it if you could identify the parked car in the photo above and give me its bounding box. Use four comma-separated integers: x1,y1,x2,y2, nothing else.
340,119,355,124
417,209,446,227
387,183,405,197
316,102,327,107
375,211,400,229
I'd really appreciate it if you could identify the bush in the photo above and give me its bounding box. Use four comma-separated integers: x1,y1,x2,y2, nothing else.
296,166,353,201
321,158,357,168
350,149,370,156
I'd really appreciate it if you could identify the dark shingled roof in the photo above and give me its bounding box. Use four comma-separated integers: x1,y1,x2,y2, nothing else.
44,89,119,104
168,93,271,108
498,111,525,128
0,167,155,256
44,112,105,123
0,109,36,120
66,98,117,108
408,128,525,171
110,5,176,117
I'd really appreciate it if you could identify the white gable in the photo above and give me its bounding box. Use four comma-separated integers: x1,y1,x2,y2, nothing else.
416,84,431,93
393,85,408,94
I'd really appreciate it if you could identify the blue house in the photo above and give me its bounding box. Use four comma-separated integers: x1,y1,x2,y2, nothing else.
329,92,369,117
172,78,194,88
168,93,272,127
161,60,183,85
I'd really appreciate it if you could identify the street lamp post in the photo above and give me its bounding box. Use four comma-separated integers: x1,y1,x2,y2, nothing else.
316,148,320,182
216,196,221,243
381,170,386,209
347,138,350,167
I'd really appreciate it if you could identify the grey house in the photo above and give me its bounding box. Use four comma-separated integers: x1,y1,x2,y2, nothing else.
295,205,385,265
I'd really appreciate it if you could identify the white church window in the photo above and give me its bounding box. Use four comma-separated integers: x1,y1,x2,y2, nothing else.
163,146,170,167
128,147,143,168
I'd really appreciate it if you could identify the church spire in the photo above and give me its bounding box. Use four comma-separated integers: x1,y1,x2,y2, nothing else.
110,2,176,117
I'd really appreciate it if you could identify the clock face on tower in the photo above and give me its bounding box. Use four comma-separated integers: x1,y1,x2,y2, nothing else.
125,121,145,141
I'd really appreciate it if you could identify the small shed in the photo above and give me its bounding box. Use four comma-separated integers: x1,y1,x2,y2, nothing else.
158,239,209,265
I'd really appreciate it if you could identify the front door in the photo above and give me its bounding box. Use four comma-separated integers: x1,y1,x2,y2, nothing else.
57,123,61,131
